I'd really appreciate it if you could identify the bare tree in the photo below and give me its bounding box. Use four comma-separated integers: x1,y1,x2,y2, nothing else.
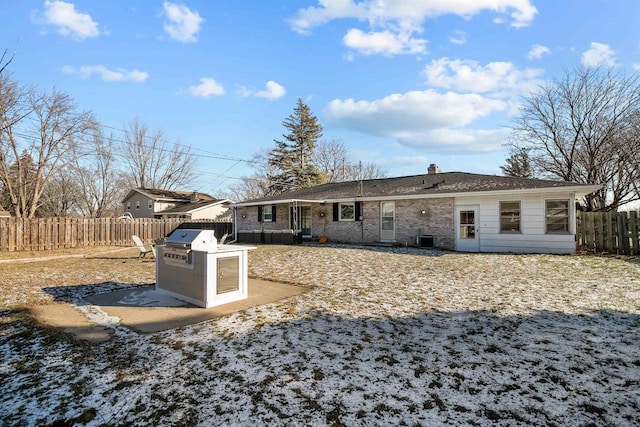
121,118,196,190
71,130,128,217
38,169,82,217
508,66,640,211
227,150,273,201
0,82,97,217
0,47,15,76
313,139,387,182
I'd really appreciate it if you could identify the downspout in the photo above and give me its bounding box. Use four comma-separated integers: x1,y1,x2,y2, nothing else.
230,207,238,243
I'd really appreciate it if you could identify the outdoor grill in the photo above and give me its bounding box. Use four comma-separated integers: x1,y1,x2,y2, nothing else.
156,229,254,308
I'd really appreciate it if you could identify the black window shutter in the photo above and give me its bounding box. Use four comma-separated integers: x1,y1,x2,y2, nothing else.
333,203,339,221
355,202,362,221
258,206,263,222
272,205,277,222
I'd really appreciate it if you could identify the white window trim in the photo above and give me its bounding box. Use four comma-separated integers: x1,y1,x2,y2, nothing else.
339,202,355,221
262,205,273,222
148,200,153,210
545,199,571,234
499,200,521,234
126,201,131,210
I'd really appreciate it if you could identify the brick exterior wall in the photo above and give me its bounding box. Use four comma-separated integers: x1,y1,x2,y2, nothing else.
394,198,454,250
235,198,455,250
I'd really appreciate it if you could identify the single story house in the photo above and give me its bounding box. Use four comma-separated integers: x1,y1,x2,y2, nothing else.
122,188,232,220
231,165,601,254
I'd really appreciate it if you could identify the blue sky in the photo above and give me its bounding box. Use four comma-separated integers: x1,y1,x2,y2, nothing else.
1,1,639,196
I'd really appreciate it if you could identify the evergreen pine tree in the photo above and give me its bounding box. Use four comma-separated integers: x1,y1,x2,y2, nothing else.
501,148,533,178
267,98,326,194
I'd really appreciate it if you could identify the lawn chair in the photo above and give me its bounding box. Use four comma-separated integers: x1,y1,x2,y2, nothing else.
219,233,229,244
132,235,156,258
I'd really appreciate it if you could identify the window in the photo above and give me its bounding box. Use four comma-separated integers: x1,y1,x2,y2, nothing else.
546,200,570,233
148,200,153,209
459,210,475,239
135,201,140,210
339,203,355,221
258,205,276,222
263,205,272,222
126,201,131,211
500,201,521,233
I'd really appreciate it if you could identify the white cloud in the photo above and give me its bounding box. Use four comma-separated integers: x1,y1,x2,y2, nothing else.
239,81,286,100
581,42,617,67
291,1,536,58
163,2,204,43
62,65,148,82
448,30,466,45
324,90,508,152
255,81,286,100
527,44,550,60
343,29,427,56
634,63,640,71
42,0,99,40
188,78,224,98
422,58,543,95
291,0,537,34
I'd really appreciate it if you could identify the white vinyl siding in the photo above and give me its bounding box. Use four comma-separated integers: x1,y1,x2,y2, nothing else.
455,193,577,254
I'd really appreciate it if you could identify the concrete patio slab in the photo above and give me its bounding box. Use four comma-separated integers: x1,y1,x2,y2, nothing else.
30,304,114,343
84,279,309,334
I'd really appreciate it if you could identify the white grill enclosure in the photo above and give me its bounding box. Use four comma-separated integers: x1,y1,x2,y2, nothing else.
155,229,254,308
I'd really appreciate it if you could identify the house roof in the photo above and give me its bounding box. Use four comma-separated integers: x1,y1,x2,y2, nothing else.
232,172,602,206
160,199,231,215
122,188,215,203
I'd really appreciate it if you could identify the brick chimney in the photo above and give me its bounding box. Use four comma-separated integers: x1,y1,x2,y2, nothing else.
190,191,199,203
428,163,441,174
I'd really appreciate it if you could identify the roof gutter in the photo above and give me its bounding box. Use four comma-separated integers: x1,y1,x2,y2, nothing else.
231,199,323,207
232,185,602,206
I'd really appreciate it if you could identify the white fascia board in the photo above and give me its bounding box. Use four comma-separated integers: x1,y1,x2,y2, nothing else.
323,185,603,203
231,185,602,206
231,199,323,207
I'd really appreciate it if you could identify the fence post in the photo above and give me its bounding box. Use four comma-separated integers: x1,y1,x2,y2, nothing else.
629,211,639,256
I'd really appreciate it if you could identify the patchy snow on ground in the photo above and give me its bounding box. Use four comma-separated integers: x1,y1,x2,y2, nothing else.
1,245,639,426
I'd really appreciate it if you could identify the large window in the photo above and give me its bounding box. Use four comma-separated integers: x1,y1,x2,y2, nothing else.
339,203,355,221
546,200,570,233
500,201,521,233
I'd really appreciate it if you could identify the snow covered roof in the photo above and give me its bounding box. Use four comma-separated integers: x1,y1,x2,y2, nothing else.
233,172,602,206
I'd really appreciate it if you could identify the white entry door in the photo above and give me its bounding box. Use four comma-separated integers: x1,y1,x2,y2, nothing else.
380,201,395,242
455,206,479,252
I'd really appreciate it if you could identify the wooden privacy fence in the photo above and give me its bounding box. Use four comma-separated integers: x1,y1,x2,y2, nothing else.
577,211,640,255
0,217,233,252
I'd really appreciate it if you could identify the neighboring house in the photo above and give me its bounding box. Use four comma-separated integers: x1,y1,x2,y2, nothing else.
121,188,232,220
231,164,601,254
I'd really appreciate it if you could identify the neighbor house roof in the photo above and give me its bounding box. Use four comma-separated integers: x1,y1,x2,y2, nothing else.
122,188,215,203
232,172,602,207
160,199,232,215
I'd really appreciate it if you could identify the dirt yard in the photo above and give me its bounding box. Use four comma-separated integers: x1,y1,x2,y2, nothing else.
1,244,639,426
